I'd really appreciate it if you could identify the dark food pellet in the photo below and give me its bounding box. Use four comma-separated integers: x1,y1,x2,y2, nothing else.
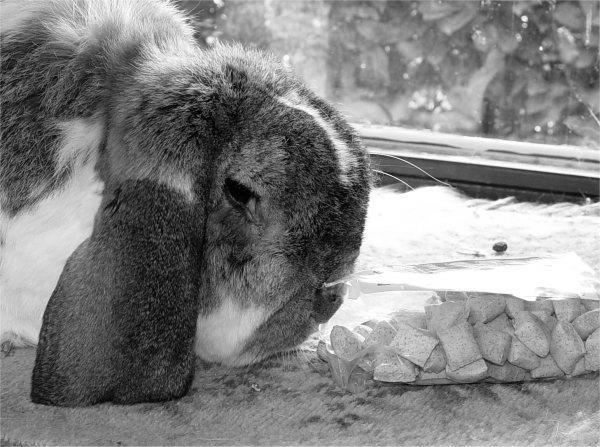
493,241,508,253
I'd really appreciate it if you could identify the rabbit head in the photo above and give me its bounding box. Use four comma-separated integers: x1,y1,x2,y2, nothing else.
100,44,371,366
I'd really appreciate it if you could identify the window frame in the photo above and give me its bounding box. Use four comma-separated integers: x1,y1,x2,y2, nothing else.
357,124,600,203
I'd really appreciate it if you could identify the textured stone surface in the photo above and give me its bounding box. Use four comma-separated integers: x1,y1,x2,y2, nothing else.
437,291,470,302
422,344,446,373
584,328,600,372
467,293,506,323
352,324,373,340
513,311,551,357
508,337,541,370
505,296,525,319
373,350,417,383
425,301,468,335
486,361,527,383
446,359,488,383
550,321,586,374
569,358,588,377
330,326,364,361
530,355,564,379
485,312,513,333
438,322,482,371
582,299,600,311
526,300,554,315
390,311,427,330
553,298,583,322
389,323,438,368
473,324,511,365
531,311,557,332
572,309,600,340
364,321,397,348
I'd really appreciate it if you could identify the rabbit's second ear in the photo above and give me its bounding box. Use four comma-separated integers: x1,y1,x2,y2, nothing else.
31,180,201,406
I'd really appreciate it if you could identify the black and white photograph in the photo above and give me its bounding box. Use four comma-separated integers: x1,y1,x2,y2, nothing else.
1,0,599,445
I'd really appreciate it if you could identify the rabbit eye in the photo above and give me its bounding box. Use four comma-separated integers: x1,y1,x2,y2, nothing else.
224,178,255,207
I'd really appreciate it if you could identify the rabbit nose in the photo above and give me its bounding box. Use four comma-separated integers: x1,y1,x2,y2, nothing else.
312,283,348,324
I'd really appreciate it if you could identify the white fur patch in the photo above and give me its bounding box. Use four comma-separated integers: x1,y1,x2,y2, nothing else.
195,299,268,365
0,164,103,345
55,118,104,173
278,92,355,184
0,0,42,34
2,0,196,57
46,0,195,53
156,169,195,202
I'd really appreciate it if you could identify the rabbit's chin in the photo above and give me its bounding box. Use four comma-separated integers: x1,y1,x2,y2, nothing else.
194,298,268,365
222,320,321,367
194,297,319,367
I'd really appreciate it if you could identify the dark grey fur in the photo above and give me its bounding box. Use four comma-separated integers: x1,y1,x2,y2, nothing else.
1,0,371,406
31,181,201,406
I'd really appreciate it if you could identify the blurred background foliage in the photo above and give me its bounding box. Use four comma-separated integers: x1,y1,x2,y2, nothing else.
175,0,600,147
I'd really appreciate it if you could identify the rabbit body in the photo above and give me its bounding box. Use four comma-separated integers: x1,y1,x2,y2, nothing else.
1,0,371,405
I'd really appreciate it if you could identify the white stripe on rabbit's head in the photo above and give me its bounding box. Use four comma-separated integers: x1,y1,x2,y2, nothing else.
277,91,357,185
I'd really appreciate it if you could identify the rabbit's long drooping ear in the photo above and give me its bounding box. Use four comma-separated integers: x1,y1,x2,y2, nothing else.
31,180,202,407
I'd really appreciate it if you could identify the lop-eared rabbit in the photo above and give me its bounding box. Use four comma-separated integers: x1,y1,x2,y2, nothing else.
0,0,370,406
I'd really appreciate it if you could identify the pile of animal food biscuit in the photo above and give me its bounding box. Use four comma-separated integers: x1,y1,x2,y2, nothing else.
319,292,599,386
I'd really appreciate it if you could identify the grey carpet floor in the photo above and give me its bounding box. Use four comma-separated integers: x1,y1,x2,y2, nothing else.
2,186,599,445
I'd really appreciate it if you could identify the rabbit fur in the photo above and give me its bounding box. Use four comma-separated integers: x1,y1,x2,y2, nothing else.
0,0,371,405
